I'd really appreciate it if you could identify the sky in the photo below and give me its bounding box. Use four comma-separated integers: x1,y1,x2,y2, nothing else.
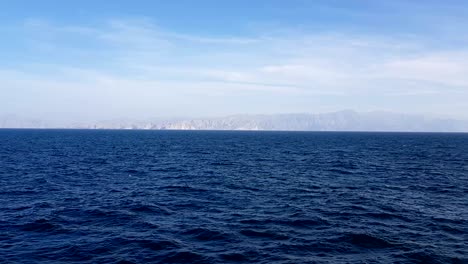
1,0,468,123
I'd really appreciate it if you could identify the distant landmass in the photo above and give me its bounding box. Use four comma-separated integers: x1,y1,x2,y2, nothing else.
0,114,48,129
1,110,468,132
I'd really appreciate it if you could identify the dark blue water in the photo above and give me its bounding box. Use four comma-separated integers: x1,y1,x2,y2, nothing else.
0,130,467,263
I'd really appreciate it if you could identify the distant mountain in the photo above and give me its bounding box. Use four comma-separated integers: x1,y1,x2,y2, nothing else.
2,111,468,132
145,110,468,132
0,114,48,129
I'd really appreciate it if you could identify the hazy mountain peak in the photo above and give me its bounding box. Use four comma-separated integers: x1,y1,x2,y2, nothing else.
1,111,467,132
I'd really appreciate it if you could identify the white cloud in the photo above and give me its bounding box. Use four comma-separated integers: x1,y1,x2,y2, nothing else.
379,52,468,87
2,18,468,120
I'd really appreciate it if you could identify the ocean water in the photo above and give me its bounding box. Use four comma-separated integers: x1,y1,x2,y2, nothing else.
0,130,467,264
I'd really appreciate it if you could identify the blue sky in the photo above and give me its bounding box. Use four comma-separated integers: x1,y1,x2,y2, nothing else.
1,0,468,123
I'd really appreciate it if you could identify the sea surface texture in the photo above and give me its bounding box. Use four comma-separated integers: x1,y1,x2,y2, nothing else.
0,130,467,263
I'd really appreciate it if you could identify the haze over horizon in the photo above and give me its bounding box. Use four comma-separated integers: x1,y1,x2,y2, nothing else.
2,110,468,132
2,1,468,123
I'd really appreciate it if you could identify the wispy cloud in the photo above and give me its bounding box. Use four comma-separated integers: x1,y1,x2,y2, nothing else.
2,17,468,120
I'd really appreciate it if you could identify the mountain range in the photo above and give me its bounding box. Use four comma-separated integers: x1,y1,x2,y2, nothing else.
2,110,468,132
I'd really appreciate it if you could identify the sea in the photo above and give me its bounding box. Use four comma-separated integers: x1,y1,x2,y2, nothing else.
0,129,467,263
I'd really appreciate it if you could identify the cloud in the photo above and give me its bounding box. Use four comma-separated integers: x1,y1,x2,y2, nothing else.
379,52,468,87
1,18,468,120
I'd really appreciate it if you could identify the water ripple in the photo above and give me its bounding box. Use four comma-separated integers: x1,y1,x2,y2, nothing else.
1,130,467,263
